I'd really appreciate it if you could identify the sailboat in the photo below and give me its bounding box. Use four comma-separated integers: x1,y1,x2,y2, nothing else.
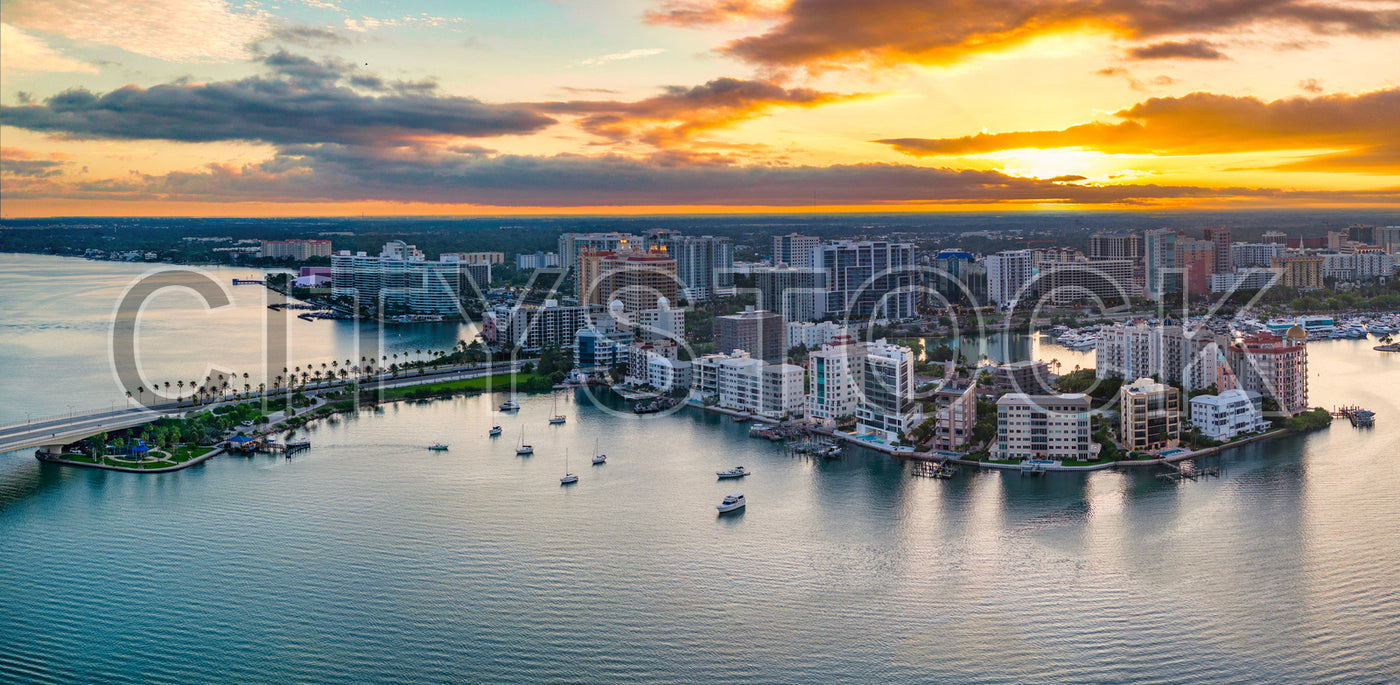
516,426,533,455
548,394,566,424
591,438,606,465
560,448,578,484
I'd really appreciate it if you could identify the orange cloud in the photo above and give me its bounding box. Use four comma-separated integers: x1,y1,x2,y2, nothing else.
652,0,1400,70
877,88,1400,173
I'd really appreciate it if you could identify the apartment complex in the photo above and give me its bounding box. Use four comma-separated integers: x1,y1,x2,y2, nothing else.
1231,243,1284,268
805,335,863,424
577,247,679,312
817,240,917,320
1088,232,1141,261
787,321,846,350
1202,227,1232,273
330,242,462,314
1119,377,1181,452
483,300,602,352
441,251,504,265
985,250,1035,307
1227,330,1309,415
993,393,1096,461
645,232,733,302
856,340,922,441
261,239,332,260
772,232,821,268
690,350,805,419
1144,228,1178,301
1190,389,1268,441
1040,258,1138,305
1271,255,1324,290
1095,324,1227,392
753,266,826,323
558,232,640,270
992,361,1054,396
931,382,977,452
716,307,785,364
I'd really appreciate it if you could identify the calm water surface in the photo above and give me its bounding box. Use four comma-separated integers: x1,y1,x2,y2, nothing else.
2,255,1398,683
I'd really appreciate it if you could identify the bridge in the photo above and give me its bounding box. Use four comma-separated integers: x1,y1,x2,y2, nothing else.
0,359,529,456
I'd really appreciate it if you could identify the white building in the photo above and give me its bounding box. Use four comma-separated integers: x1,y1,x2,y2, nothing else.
985,250,1035,308
484,299,601,352
330,242,463,314
856,339,922,441
787,321,846,350
1231,242,1285,268
993,393,1098,462
647,356,691,393
773,233,821,268
690,350,803,419
1321,252,1395,281
1211,269,1277,292
1190,389,1268,441
624,340,679,386
558,232,640,269
514,251,560,270
806,335,863,425
1096,324,1226,392
816,240,917,320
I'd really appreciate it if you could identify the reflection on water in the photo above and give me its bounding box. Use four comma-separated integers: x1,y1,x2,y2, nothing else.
1,256,1398,683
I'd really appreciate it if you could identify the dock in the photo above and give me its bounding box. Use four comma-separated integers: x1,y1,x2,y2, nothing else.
1157,459,1220,482
1331,405,1376,427
231,278,264,285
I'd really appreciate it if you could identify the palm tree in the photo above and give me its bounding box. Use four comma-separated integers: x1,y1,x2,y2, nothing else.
164,381,171,396
125,390,133,407
137,386,144,403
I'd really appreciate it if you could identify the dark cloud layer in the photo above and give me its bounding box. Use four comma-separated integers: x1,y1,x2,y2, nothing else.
1128,39,1228,60
650,0,1400,69
877,88,1400,171
0,52,555,145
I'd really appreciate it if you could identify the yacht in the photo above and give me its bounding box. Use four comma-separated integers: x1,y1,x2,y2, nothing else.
591,438,606,465
488,426,503,437
515,426,533,455
428,442,449,451
548,395,566,425
716,493,746,513
499,399,520,411
560,449,578,484
717,466,750,479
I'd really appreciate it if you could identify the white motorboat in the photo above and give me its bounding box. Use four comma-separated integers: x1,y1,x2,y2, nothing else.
499,400,520,411
716,493,746,513
488,425,503,436
716,466,750,479
591,439,606,465
428,442,449,451
516,426,533,455
560,449,578,484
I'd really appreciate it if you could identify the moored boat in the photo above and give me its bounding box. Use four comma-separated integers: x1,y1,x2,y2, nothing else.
717,466,750,479
488,425,503,436
716,493,746,513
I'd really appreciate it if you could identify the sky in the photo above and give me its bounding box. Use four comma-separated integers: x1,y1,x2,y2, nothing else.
1,0,1398,217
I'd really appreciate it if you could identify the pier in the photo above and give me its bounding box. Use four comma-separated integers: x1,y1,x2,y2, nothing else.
1157,459,1220,483
1331,405,1376,427
231,278,264,285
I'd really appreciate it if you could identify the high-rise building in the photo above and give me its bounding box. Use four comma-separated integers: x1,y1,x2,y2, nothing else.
1228,330,1308,415
1263,230,1288,244
1377,226,1400,253
261,239,332,260
1088,232,1141,261
1321,252,1395,281
1096,324,1227,392
330,242,461,315
558,232,642,270
1175,237,1216,296
1040,258,1139,305
483,300,603,352
856,340,922,441
441,251,504,265
994,393,1097,461
646,234,733,302
754,266,826,323
690,350,804,419
932,381,977,452
787,321,846,350
985,250,1036,307
805,334,864,425
716,307,785,364
1144,228,1179,301
1190,389,1268,441
577,246,679,312
1211,269,1277,292
1202,227,1232,273
1120,377,1181,453
991,361,1054,396
1271,255,1324,290
514,252,560,270
1231,243,1284,268
817,240,917,321
773,233,821,268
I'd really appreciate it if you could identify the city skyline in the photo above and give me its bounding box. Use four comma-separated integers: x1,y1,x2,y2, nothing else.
2,0,1399,217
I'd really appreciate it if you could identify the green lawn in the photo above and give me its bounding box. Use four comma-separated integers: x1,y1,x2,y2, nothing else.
372,373,531,401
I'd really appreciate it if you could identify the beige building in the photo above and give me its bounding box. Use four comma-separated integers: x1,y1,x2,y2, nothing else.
1119,377,1181,453
1271,255,1324,289
261,239,332,260
441,251,504,265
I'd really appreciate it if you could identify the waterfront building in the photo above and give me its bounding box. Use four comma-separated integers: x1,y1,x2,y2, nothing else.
1039,258,1139,304
985,250,1035,308
817,240,917,321
578,246,679,312
558,232,641,270
624,340,680,387
1088,232,1141,261
773,233,821,268
1096,324,1226,392
647,355,691,393
754,266,826,323
991,361,1054,397
716,307,785,364
573,326,629,371
260,239,332,260
993,393,1097,461
629,300,686,344
1119,377,1181,453
787,321,846,350
1231,242,1284,268
483,299,601,352
1211,269,1277,292
856,339,922,441
644,233,733,302
441,251,504,265
1227,329,1308,415
330,242,462,314
805,334,863,425
1271,255,1324,290
1190,389,1268,441
515,251,560,270
932,381,977,452
1144,228,1179,301
692,350,804,419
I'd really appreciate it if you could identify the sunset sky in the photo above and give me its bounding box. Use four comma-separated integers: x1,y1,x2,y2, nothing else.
1,0,1398,216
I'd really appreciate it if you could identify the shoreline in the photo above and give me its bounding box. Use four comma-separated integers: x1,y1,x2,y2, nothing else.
38,446,224,473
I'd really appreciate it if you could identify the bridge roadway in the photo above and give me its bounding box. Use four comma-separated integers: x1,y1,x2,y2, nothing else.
0,360,526,454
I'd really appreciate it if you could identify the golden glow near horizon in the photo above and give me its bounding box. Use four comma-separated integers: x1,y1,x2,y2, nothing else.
1,0,1397,217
